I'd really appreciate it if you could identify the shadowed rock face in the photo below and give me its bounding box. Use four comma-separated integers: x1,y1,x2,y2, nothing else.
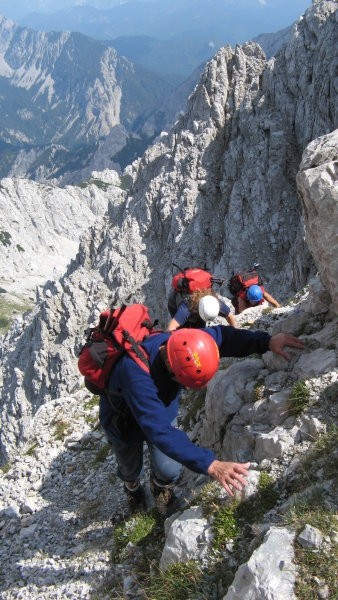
0,1,337,462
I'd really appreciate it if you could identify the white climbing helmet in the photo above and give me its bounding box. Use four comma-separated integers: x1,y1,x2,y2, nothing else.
198,295,220,322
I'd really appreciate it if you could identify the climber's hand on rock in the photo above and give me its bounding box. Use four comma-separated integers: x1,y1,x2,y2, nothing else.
269,333,305,360
207,460,250,496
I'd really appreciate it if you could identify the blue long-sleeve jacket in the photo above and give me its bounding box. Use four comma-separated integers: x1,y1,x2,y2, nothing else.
99,325,270,475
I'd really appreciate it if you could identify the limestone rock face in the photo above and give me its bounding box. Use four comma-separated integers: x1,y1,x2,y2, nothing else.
296,129,338,316
0,171,121,301
159,507,212,570
223,527,296,600
125,0,336,309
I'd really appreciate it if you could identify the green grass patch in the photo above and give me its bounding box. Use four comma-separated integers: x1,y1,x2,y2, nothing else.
84,395,100,410
198,472,278,526
113,512,158,561
53,419,70,441
84,395,100,427
194,480,226,516
85,414,99,427
287,380,310,416
236,472,279,525
0,462,11,474
281,425,338,599
311,426,338,474
257,472,279,510
295,545,338,600
0,296,33,334
109,472,280,598
93,443,110,464
210,472,278,553
285,496,338,599
212,502,241,550
261,307,273,314
25,440,39,456
287,495,335,536
253,380,265,403
145,560,203,600
88,178,109,190
288,427,338,492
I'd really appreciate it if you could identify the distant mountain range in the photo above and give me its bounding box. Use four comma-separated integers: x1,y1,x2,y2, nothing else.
12,0,308,80
0,4,295,185
0,16,172,183
108,25,293,81
15,0,308,44
107,34,221,81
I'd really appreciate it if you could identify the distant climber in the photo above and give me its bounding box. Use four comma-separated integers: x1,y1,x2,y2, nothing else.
228,267,280,315
167,265,236,331
167,288,237,330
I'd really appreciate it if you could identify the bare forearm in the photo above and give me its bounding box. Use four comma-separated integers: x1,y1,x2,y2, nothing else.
167,318,180,331
226,313,237,328
263,292,280,308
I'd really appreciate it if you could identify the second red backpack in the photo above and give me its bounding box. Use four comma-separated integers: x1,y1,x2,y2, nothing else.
227,269,263,296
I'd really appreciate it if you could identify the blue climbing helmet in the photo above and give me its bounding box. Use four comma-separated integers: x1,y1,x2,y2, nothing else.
247,285,263,303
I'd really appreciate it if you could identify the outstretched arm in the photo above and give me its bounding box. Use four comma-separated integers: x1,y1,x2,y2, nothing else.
263,291,281,308
208,325,304,361
207,460,250,496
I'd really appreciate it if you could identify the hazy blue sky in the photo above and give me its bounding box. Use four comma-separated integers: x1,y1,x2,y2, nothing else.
0,0,312,23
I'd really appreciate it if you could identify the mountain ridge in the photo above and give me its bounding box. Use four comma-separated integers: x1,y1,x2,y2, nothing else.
0,9,305,184
0,15,172,183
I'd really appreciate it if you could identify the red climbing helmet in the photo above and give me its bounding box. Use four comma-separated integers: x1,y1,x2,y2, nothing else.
166,328,220,389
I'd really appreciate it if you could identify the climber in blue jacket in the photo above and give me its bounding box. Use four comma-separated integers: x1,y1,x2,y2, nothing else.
99,325,303,515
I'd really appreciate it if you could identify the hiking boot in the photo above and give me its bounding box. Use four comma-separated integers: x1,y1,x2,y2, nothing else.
150,476,182,517
123,480,146,513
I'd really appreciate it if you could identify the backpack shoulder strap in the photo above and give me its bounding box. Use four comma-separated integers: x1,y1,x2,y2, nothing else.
122,330,150,371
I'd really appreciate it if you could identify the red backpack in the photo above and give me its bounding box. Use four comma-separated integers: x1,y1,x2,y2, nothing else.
78,303,159,394
227,268,263,296
172,265,224,294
